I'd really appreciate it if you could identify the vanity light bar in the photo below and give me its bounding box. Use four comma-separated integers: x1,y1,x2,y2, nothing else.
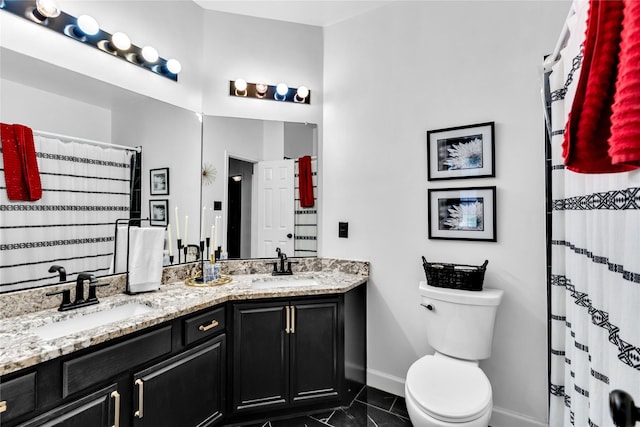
229,80,311,104
0,0,181,81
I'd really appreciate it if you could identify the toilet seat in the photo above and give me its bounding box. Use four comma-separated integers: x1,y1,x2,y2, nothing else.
406,355,492,423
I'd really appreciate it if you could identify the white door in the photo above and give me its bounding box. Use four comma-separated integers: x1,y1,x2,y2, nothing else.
254,160,294,258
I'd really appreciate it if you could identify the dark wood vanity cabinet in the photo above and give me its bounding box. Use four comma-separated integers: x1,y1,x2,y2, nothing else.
132,336,225,427
1,306,227,427
231,297,342,414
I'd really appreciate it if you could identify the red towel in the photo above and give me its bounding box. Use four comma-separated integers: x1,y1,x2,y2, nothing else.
298,155,314,208
1,123,42,201
608,0,640,166
562,0,637,173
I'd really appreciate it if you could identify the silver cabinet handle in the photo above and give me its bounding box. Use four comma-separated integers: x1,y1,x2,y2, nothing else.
285,305,291,333
134,379,144,418
290,305,295,334
111,391,121,427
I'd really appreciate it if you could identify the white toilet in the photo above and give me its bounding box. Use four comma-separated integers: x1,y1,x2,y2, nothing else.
405,281,504,427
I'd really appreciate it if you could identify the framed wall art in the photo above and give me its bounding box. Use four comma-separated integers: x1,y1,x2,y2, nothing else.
427,122,495,181
150,199,169,226
150,167,170,195
427,186,496,241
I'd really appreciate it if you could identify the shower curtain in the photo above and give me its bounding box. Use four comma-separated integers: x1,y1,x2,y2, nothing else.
0,135,133,292
548,1,640,426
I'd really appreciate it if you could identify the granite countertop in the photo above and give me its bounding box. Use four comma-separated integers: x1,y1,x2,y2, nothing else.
0,270,367,376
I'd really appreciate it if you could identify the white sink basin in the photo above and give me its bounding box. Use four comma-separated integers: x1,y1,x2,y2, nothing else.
31,302,155,341
252,277,320,290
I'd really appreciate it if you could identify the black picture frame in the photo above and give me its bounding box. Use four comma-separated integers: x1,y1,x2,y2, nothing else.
427,122,495,181
150,167,170,195
427,186,497,242
149,199,169,226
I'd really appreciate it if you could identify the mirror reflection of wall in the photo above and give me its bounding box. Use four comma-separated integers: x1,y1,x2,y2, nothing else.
202,116,318,260
0,50,202,292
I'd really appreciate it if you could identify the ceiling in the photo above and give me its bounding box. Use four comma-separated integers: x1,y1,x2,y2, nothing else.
192,1,394,27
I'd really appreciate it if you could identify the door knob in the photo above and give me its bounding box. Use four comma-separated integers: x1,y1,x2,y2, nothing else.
610,390,640,426
287,233,293,238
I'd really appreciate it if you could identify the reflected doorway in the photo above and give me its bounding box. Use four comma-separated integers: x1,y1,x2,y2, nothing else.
227,157,255,259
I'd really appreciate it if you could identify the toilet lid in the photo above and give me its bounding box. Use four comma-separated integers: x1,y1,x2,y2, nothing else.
406,356,492,423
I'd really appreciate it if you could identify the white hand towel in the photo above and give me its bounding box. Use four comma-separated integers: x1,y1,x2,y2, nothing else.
128,227,165,293
109,225,130,274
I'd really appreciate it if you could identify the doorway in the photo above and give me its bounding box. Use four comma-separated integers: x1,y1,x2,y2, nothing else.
227,158,254,259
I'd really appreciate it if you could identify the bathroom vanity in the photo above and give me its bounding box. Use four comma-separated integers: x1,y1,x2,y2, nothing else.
0,262,367,427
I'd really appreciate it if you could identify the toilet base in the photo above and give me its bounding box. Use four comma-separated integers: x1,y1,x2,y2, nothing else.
405,384,492,427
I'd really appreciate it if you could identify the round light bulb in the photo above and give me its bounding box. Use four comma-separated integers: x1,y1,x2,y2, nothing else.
255,82,268,95
276,83,289,96
296,86,309,99
111,32,131,51
140,46,159,64
234,79,247,92
35,0,60,18
165,59,182,75
76,15,99,36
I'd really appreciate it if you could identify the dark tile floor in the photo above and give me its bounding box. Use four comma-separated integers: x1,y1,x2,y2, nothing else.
244,386,412,427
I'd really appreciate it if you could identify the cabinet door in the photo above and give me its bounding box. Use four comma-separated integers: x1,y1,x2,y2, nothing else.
16,384,119,427
290,299,340,403
232,302,289,413
132,335,225,427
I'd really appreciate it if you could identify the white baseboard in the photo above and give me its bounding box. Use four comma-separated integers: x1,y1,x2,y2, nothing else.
490,406,548,427
366,368,406,397
366,369,548,427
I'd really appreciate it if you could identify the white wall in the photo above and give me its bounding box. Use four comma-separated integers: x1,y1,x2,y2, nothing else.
322,2,570,426
0,0,205,112
201,11,323,126
0,78,111,141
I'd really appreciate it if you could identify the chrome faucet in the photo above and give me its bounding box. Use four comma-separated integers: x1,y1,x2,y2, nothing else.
46,272,110,311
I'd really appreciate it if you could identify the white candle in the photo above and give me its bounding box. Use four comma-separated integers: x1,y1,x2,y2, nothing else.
167,224,173,256
174,207,181,239
214,216,219,248
184,215,189,245
200,206,206,241
211,225,215,249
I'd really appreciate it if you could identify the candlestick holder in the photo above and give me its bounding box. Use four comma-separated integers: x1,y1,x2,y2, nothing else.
200,240,205,259
169,255,174,265
177,239,183,264
215,246,221,261
205,237,211,259
183,245,188,261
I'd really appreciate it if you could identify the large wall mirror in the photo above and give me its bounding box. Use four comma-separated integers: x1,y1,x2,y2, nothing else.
0,48,201,292
0,49,321,293
202,116,318,260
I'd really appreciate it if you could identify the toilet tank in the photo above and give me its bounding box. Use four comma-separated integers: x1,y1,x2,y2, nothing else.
419,281,504,361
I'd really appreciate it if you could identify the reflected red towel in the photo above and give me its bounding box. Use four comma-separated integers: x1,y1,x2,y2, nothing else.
1,123,42,201
609,0,640,166
298,155,314,208
562,0,637,173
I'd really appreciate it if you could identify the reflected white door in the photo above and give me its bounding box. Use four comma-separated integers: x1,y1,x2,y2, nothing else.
254,160,294,258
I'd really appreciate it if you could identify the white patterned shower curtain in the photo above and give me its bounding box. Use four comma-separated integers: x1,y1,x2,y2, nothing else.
0,135,133,292
547,2,640,426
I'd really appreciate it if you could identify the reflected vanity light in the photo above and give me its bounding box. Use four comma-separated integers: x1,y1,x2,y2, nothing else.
234,78,248,96
1,0,181,81
229,80,311,104
231,175,243,182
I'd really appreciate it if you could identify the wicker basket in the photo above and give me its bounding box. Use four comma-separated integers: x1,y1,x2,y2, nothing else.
422,257,488,291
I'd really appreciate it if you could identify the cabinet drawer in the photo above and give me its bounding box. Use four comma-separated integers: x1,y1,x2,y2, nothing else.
0,372,36,424
63,326,172,397
184,306,225,345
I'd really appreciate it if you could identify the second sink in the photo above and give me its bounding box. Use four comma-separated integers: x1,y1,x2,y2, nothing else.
251,277,320,290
